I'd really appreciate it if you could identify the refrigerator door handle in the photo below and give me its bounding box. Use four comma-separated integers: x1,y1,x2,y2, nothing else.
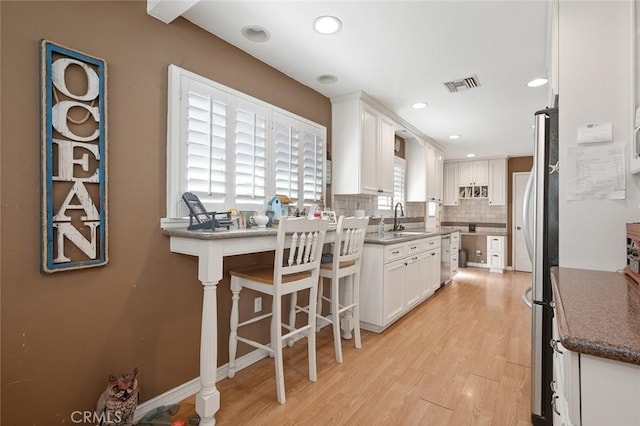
521,286,533,309
522,166,535,262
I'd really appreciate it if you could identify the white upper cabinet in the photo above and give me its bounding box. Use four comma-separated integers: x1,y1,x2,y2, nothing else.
331,94,394,195
443,162,459,206
488,158,507,206
406,138,443,202
459,160,489,186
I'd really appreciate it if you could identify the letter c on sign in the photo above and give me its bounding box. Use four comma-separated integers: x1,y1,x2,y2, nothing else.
70,411,82,423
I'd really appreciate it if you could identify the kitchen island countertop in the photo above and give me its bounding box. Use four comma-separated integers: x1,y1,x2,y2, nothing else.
550,267,640,365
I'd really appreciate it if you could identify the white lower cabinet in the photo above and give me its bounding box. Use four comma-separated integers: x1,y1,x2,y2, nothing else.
361,236,441,332
552,312,640,425
450,231,460,278
487,235,505,273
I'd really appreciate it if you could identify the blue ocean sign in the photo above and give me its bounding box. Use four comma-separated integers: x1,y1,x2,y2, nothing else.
40,41,108,273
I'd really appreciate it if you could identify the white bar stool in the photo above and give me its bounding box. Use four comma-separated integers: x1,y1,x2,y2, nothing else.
227,217,328,404
316,216,369,363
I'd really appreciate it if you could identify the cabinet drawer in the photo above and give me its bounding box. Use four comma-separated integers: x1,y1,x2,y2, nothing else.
406,241,426,255
451,241,459,252
425,237,441,250
488,252,503,268
450,232,460,243
384,244,407,263
487,235,504,252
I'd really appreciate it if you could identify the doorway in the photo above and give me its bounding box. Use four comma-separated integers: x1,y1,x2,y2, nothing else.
512,172,532,272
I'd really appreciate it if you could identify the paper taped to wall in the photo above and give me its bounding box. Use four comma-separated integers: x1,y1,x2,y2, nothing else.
567,142,625,200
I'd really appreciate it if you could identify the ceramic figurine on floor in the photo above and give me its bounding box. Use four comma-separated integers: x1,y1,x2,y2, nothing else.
96,367,140,426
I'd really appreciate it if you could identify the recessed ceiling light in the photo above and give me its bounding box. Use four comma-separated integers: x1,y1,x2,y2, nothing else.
316,74,339,84
241,25,271,42
313,16,342,35
449,134,461,140
411,102,428,109
466,153,476,158
527,78,548,88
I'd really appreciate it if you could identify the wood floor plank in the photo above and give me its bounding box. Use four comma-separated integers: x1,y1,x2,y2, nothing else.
176,268,532,425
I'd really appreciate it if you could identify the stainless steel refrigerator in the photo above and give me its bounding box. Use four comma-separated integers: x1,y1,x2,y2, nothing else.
522,99,558,425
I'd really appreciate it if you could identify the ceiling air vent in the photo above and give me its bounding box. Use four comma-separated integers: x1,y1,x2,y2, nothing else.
444,75,481,93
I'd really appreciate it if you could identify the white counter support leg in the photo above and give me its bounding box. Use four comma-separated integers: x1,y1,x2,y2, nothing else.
196,282,220,426
194,243,224,426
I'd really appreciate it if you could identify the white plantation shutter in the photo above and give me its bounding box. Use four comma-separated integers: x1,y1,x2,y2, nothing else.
185,83,227,211
234,101,267,207
301,125,325,206
273,113,300,203
394,158,406,205
377,158,405,211
165,66,326,222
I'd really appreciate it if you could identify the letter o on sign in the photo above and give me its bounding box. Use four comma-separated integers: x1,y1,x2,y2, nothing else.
51,58,99,101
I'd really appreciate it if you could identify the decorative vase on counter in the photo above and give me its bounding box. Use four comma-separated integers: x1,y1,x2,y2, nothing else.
250,214,269,228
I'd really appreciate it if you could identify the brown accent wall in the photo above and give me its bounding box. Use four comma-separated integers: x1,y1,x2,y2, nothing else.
0,2,331,424
507,156,534,266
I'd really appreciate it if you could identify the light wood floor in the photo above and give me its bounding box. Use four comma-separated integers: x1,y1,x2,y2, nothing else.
179,268,532,425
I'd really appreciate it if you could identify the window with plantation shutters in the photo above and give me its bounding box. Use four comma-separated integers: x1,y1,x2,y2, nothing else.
234,101,268,207
393,158,406,206
377,158,405,211
273,112,300,204
184,80,227,211
301,125,325,206
164,65,327,225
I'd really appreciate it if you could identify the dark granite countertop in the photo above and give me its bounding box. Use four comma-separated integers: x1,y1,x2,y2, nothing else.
364,229,459,245
550,267,640,365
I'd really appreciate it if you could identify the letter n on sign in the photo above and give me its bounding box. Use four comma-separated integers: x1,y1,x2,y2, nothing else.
40,41,108,273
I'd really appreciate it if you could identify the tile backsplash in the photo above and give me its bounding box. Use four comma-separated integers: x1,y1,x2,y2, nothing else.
442,198,507,224
331,194,426,232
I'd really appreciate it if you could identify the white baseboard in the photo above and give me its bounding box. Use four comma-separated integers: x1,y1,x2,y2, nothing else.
133,320,333,422
132,348,270,422
466,262,489,268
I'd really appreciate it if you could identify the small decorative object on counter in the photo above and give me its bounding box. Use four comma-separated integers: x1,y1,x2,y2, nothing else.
378,217,385,237
181,192,233,231
95,367,139,426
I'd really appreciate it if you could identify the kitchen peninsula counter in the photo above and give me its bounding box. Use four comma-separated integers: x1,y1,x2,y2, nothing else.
163,225,337,425
550,267,640,365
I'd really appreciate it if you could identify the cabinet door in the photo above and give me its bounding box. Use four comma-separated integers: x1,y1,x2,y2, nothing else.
426,248,441,294
378,115,395,195
405,255,422,307
435,148,444,201
361,104,380,194
473,160,489,186
459,161,474,186
443,162,459,206
488,158,506,206
425,144,437,200
383,258,406,325
406,139,427,202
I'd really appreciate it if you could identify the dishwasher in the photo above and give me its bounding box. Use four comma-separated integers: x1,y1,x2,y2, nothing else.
440,234,451,284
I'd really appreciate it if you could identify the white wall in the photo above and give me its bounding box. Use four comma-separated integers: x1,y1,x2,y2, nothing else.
559,0,639,271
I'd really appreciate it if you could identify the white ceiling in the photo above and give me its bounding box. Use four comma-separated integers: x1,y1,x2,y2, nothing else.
170,0,552,160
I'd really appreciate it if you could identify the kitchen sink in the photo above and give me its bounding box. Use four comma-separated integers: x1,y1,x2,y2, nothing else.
392,231,434,237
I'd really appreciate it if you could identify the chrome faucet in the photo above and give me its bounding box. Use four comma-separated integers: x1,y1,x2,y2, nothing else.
393,202,405,231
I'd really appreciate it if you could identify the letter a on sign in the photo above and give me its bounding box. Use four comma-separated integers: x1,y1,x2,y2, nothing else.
40,40,108,273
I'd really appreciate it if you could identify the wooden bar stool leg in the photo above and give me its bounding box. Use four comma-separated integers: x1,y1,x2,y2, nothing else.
352,272,362,349
272,296,286,404
331,276,343,363
308,282,318,381
316,278,324,332
341,276,353,340
288,292,297,347
228,279,241,378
